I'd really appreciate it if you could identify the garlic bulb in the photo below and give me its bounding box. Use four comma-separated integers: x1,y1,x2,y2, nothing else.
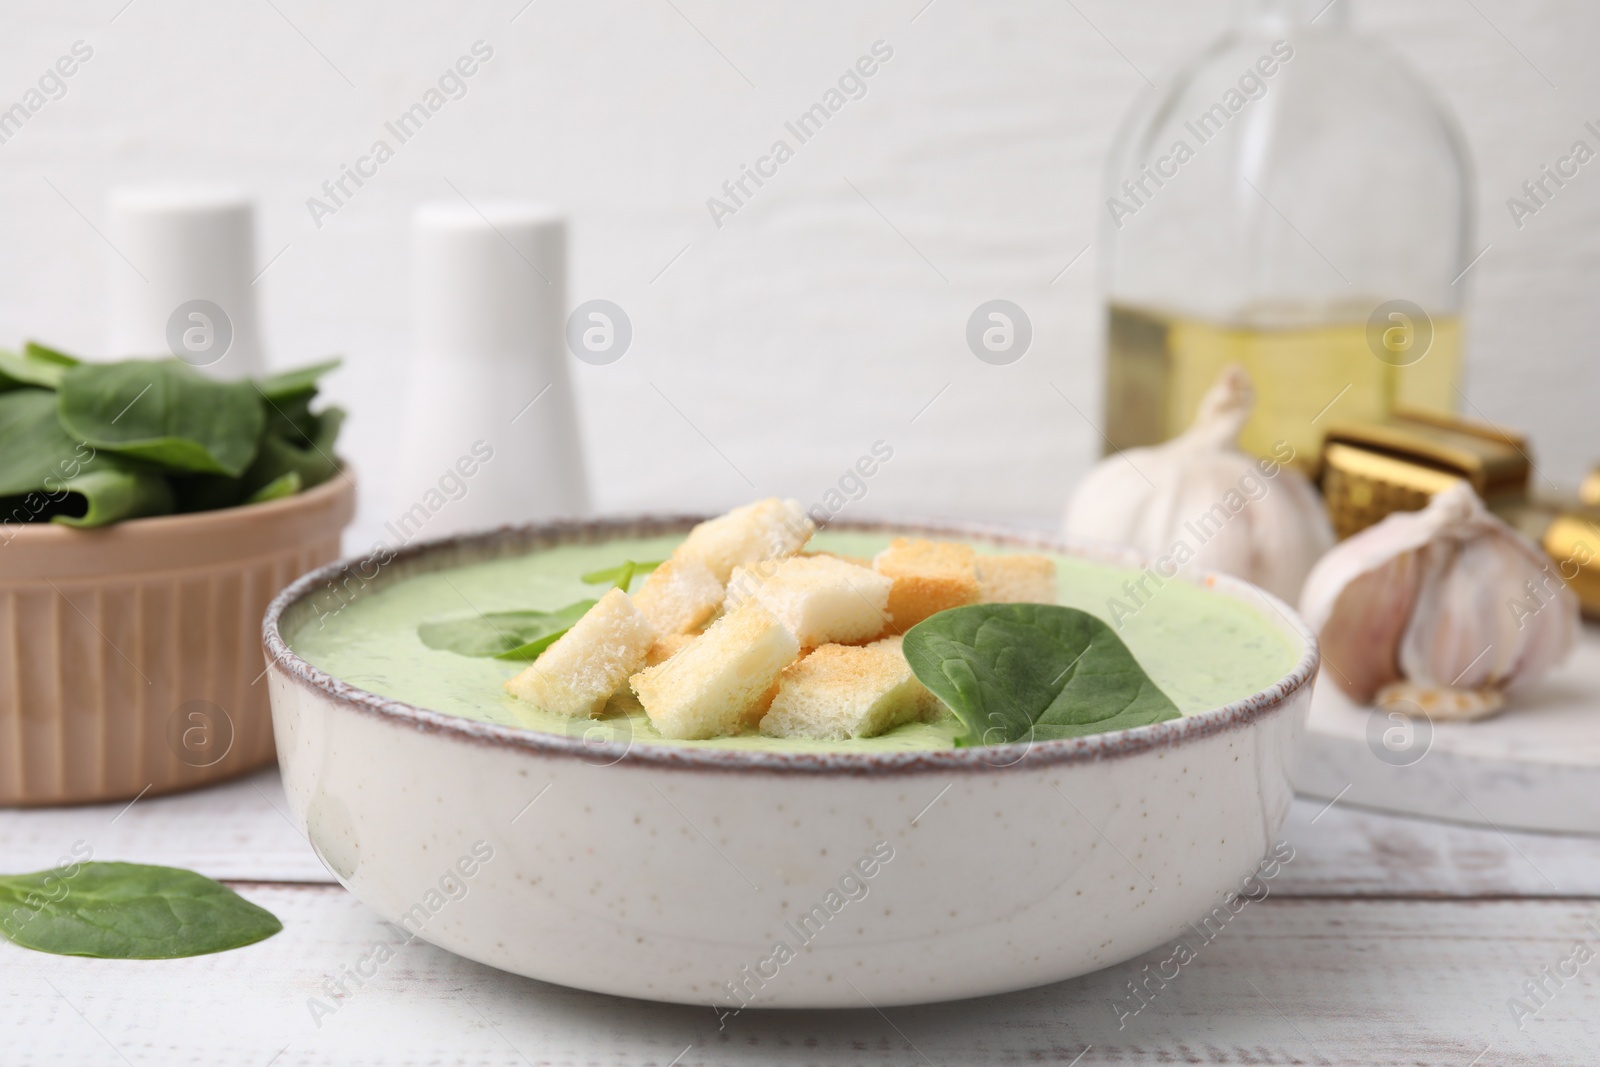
1299,481,1578,721
1063,364,1334,603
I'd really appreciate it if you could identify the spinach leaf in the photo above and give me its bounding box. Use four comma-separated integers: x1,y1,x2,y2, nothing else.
902,604,1179,745
57,360,265,477
170,404,343,512
255,357,341,401
261,387,320,444
255,358,340,446
246,470,301,504
24,341,80,368
0,388,82,495
240,406,344,493
0,348,70,391
419,599,597,659
51,467,174,528
0,862,281,959
0,389,171,526
581,559,662,592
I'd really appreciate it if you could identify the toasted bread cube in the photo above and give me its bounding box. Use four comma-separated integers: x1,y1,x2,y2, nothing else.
674,498,813,582
803,549,873,569
977,554,1057,604
759,644,924,740
504,589,655,718
724,555,892,647
632,557,723,635
872,538,980,630
868,634,946,721
630,600,800,739
644,632,698,668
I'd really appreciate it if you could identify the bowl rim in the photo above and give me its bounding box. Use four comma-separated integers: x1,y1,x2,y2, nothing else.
262,514,1320,776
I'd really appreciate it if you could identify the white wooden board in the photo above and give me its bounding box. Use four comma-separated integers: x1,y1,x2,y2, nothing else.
1295,624,1600,835
6,772,1600,1061
5,889,1596,1066
7,770,1600,900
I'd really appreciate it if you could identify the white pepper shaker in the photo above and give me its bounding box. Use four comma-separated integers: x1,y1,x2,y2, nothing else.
391,200,590,541
106,187,265,378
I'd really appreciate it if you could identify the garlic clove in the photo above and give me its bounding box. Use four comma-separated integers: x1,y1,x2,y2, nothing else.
1397,536,1520,691
1312,548,1425,702
1299,481,1579,712
1063,364,1335,604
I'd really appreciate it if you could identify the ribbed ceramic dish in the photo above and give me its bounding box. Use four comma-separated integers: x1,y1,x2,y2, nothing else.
264,516,1319,1008
0,473,354,806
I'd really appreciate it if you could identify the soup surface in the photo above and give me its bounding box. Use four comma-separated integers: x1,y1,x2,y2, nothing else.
288,531,1300,752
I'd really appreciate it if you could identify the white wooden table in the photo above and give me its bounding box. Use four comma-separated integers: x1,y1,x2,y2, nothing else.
3,768,1597,1066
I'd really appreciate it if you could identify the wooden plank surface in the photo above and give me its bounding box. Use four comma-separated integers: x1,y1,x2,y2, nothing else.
6,771,1600,1063
5,769,1599,899
5,889,1597,1065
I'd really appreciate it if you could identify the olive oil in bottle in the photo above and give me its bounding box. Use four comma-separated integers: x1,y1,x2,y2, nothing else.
1098,0,1473,473
1104,303,1462,470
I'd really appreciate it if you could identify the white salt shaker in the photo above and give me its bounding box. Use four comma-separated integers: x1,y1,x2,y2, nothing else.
106,187,265,378
390,200,590,541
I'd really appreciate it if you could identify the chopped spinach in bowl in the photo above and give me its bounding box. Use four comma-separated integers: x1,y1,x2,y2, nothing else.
0,343,344,528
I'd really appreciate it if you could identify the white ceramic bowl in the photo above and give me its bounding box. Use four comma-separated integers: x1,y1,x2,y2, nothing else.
263,517,1317,1009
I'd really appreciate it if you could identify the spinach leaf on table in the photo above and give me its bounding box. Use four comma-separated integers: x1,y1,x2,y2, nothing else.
57,360,265,477
0,862,282,959
419,599,597,660
902,603,1180,745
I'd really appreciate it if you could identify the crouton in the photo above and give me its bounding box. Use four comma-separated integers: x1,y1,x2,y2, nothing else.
872,538,980,630
630,600,800,739
632,557,724,635
977,554,1057,604
644,632,698,668
724,555,892,647
505,589,655,718
868,634,946,721
674,498,813,582
759,644,924,740
803,549,873,569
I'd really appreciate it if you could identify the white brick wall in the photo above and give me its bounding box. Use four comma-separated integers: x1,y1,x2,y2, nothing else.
0,0,1594,549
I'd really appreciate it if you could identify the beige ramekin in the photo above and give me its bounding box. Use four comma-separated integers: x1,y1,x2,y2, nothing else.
0,472,355,806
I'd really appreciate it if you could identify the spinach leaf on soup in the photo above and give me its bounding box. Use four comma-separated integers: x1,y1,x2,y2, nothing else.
581,559,662,593
57,360,265,477
419,599,597,660
0,862,282,959
902,603,1179,745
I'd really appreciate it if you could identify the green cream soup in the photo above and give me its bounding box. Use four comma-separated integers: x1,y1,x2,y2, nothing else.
288,531,1299,753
